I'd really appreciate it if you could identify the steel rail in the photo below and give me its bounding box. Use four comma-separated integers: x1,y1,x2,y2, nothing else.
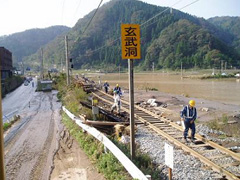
92,90,240,180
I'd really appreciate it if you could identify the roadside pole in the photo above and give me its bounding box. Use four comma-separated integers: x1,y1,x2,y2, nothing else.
128,59,135,159
40,48,44,80
181,61,183,79
0,73,6,180
121,24,141,160
65,36,70,86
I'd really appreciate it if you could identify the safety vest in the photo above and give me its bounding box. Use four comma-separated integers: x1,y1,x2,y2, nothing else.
186,105,196,119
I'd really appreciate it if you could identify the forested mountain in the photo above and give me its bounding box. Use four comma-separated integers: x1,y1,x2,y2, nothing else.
24,0,240,71
144,19,238,69
0,26,70,65
208,16,240,54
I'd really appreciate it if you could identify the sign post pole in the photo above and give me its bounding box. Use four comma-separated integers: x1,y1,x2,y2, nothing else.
128,58,135,159
169,168,172,180
0,72,6,180
121,24,140,160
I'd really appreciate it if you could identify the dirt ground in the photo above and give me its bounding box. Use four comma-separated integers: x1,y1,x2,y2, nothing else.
3,89,106,180
4,91,63,180
50,128,106,180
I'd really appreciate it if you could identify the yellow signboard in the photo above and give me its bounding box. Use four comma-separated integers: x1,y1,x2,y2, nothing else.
121,24,141,59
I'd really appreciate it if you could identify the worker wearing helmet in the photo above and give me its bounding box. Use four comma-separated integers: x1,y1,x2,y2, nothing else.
181,100,197,143
113,84,122,96
103,81,109,93
111,90,121,114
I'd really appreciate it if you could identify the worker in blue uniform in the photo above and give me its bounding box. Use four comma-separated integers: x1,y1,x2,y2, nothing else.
103,81,109,93
181,100,197,143
113,84,122,96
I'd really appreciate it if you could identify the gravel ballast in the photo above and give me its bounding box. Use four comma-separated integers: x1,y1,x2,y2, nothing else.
135,125,240,180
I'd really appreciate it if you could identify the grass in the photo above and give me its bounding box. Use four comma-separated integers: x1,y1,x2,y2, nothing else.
3,115,21,132
3,122,11,131
207,119,221,131
111,138,162,179
207,114,240,138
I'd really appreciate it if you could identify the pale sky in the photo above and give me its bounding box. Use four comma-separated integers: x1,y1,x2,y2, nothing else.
0,0,240,36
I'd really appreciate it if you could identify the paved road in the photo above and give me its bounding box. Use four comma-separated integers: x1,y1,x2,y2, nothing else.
2,79,37,123
2,81,63,180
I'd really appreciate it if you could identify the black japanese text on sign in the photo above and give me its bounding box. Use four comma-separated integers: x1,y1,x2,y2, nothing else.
121,24,141,59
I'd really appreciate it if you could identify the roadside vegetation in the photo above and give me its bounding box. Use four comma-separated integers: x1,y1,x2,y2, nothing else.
55,73,162,180
207,114,240,138
3,115,21,132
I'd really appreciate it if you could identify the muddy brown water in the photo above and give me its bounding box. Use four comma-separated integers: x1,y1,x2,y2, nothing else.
89,73,240,106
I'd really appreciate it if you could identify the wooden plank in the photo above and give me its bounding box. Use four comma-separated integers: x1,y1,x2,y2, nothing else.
208,154,229,160
190,144,209,148
171,135,183,139
166,132,178,135
148,121,164,124
84,120,130,126
198,149,216,154
221,162,240,168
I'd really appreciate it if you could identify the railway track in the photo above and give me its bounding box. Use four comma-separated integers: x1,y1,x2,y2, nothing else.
92,89,240,180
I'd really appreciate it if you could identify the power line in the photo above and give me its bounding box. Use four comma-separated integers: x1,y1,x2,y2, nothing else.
179,0,200,10
73,0,104,45
83,0,201,56
140,0,183,27
82,0,103,35
72,0,83,25
61,0,66,24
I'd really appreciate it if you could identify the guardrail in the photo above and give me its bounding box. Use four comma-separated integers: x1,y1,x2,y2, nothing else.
2,109,19,123
62,106,149,180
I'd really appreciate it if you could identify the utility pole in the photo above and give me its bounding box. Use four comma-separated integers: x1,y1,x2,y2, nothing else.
65,36,70,86
152,62,154,73
225,62,227,71
119,64,121,80
21,61,25,75
61,58,63,73
221,60,224,74
181,61,183,78
40,48,44,80
0,72,6,180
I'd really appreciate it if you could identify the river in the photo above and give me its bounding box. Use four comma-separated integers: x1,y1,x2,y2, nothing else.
89,72,240,106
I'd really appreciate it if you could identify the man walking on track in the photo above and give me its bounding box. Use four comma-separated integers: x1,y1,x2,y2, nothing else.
181,100,197,143
103,81,109,93
111,90,121,114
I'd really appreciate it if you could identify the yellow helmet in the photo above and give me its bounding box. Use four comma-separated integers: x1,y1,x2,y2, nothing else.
189,100,195,107
116,84,119,87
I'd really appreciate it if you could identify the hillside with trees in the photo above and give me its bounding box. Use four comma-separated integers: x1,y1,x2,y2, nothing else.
22,0,240,71
0,26,70,66
144,19,238,70
208,16,240,54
